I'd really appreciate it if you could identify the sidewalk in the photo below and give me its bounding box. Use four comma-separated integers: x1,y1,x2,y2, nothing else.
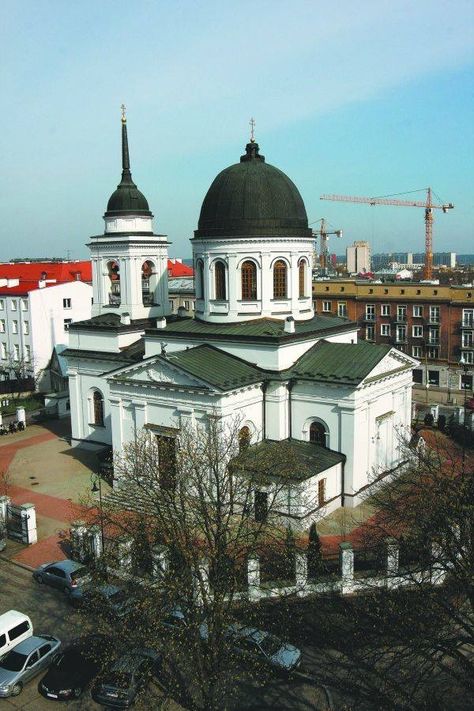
1,419,99,569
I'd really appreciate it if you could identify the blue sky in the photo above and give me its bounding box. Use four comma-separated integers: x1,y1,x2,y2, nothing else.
1,0,473,260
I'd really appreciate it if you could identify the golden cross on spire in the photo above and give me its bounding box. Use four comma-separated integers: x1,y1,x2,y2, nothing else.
249,117,256,142
121,104,127,123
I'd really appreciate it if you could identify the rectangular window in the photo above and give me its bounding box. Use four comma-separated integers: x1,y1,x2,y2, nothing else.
381,304,390,316
461,374,473,391
397,305,407,321
366,325,375,341
381,324,391,337
413,305,423,317
168,300,174,312
322,301,331,312
318,478,326,506
412,368,423,383
429,306,440,323
254,491,268,523
184,300,190,310
463,351,474,365
23,321,29,335
396,325,407,343
412,346,422,358
0,320,4,333
426,347,439,359
8,620,30,642
337,302,347,317
428,327,440,345
10,300,17,311
365,304,375,321
20,299,28,311
462,331,473,348
25,345,30,363
156,435,176,490
13,344,19,361
63,318,72,330
63,298,72,309
1,343,6,359
412,325,423,338
428,370,440,386
462,309,474,328
12,320,18,334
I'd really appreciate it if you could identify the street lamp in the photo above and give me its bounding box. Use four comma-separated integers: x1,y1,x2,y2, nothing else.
459,356,472,476
91,473,106,577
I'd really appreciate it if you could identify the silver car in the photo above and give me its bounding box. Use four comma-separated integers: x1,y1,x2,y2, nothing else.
32,559,89,595
225,624,301,672
0,634,61,697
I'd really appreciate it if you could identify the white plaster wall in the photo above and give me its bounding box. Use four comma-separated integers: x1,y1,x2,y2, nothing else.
193,236,314,323
68,328,144,353
68,359,114,447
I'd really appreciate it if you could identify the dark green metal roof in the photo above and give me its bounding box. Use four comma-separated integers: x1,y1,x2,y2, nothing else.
166,344,263,390
194,141,311,239
148,314,355,344
69,313,155,332
63,338,145,364
292,340,392,385
231,439,345,483
104,119,152,219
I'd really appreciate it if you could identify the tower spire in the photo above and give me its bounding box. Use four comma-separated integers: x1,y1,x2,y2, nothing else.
120,104,132,182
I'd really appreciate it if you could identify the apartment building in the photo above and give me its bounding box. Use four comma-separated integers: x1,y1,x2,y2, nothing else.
0,261,92,391
346,241,371,274
313,279,474,403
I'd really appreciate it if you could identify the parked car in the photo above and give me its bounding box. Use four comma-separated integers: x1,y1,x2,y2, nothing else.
91,648,162,708
225,624,301,672
38,634,110,701
0,610,33,659
160,606,209,641
69,584,134,619
0,634,61,697
32,560,90,595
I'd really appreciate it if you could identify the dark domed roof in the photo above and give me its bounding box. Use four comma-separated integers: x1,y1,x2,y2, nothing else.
104,117,152,219
194,141,311,239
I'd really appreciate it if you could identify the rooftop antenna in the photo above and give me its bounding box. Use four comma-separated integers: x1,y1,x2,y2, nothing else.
121,103,127,123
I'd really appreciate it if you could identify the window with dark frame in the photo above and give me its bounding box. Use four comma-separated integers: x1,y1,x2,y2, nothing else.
238,425,251,451
310,421,327,446
93,391,104,426
273,260,287,299
156,434,177,490
318,478,326,506
254,491,268,523
214,261,226,300
298,260,306,298
241,261,257,300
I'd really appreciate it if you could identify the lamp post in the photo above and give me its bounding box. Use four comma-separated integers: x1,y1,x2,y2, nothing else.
459,356,471,476
91,473,106,577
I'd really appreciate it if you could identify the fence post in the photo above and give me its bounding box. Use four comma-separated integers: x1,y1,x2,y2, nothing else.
0,496,9,547
339,542,354,594
151,544,168,579
385,537,399,589
70,520,87,562
248,556,261,601
89,525,103,560
117,536,132,573
195,559,210,606
295,552,308,593
20,503,37,545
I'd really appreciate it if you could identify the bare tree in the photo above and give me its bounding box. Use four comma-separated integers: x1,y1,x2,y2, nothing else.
83,415,313,711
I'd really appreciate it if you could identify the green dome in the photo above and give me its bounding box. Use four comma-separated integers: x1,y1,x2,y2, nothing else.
194,141,311,239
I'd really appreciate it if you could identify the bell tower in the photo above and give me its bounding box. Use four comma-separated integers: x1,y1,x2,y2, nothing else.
89,107,169,321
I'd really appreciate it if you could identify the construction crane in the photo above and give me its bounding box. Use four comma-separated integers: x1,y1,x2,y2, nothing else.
312,218,343,276
320,188,454,280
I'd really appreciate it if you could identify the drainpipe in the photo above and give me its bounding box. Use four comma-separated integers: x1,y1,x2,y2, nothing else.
341,459,346,507
260,381,268,440
287,379,296,440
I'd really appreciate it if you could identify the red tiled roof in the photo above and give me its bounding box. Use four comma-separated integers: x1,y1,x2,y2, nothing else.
0,261,92,296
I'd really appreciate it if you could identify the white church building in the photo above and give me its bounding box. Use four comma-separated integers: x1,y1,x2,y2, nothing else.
65,113,417,528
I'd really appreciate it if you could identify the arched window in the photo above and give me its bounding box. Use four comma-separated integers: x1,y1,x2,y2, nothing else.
298,259,306,298
214,261,227,300
142,260,155,305
93,391,104,426
238,425,251,451
310,421,327,447
241,261,257,301
108,261,120,305
273,260,287,299
196,260,204,300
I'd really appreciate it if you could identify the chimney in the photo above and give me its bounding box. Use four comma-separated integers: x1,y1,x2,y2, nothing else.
156,316,167,329
284,316,295,334
120,312,131,325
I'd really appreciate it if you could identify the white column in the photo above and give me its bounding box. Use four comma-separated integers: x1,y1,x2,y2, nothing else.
339,542,354,594
227,253,238,320
20,503,37,545
110,398,123,457
68,370,83,441
248,556,261,601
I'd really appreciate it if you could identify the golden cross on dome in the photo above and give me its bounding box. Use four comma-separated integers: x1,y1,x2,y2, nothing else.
249,117,256,142
121,104,127,123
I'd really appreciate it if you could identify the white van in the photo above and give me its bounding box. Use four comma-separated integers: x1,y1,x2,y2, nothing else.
0,610,33,658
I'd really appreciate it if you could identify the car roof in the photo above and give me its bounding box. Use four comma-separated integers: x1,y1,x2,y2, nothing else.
48,559,85,572
0,610,30,627
11,636,51,655
111,651,152,673
229,624,268,643
100,585,122,596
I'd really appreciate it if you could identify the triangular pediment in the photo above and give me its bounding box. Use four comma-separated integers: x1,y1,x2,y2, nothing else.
108,355,212,390
363,348,418,383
